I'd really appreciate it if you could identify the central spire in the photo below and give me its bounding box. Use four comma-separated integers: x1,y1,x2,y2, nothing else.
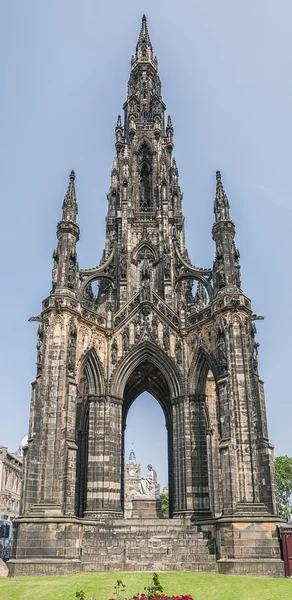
135,14,153,61
122,15,164,137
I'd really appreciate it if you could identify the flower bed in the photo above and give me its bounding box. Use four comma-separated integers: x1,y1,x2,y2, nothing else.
114,596,194,600
77,573,194,600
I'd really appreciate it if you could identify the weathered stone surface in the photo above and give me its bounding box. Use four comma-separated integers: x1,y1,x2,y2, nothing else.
11,15,283,578
131,498,163,518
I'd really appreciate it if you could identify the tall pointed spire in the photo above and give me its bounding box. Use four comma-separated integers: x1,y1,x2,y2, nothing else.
52,171,80,293
214,170,230,222
62,170,78,222
212,171,241,292
136,14,153,60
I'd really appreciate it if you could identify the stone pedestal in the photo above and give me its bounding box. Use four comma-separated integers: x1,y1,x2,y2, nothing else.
131,498,163,518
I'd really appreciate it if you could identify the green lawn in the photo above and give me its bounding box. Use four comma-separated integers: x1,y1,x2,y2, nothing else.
0,571,291,600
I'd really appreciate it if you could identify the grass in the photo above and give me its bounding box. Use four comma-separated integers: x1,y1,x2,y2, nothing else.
0,571,292,600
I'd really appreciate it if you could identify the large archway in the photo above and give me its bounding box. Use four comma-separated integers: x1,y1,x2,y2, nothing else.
124,391,168,518
122,359,173,517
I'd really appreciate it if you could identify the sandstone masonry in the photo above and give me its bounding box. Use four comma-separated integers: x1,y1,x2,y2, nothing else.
10,15,284,577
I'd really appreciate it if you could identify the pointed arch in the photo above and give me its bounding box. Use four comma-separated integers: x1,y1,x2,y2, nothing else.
110,340,183,400
131,239,158,264
78,347,105,396
187,345,219,395
133,135,156,155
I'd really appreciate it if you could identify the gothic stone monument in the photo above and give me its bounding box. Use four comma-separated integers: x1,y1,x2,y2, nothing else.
10,16,284,577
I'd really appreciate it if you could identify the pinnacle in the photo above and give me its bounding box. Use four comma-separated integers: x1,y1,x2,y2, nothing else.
116,115,122,130
136,13,153,59
62,170,78,217
112,156,118,172
214,170,230,220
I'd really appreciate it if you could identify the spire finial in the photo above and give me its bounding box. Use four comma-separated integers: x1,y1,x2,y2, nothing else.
214,169,230,221
116,115,122,130
62,170,78,220
136,14,153,60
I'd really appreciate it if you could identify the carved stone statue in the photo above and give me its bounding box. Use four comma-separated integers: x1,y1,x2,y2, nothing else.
164,250,171,280
175,340,182,365
111,339,118,364
152,314,158,339
123,327,129,353
217,335,227,375
141,278,151,301
134,316,141,342
163,325,170,352
68,319,77,374
138,464,160,498
36,324,44,376
120,255,127,280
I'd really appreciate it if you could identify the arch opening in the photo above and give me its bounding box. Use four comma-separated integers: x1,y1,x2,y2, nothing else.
124,392,168,518
122,360,173,518
189,348,222,519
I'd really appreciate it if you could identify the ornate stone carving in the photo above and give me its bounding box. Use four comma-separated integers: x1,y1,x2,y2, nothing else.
175,339,183,364
36,324,44,376
68,318,77,375
163,324,170,352
111,339,118,364
122,326,130,353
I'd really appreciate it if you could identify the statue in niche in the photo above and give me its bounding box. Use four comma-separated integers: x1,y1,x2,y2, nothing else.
217,266,226,289
233,245,241,287
52,247,58,292
68,262,76,289
120,255,127,280
140,257,152,301
111,339,118,365
36,324,44,376
68,319,77,374
194,281,207,310
141,258,151,280
164,249,171,280
163,325,170,352
122,327,129,353
217,335,228,375
152,314,158,339
141,278,151,301
253,342,260,373
134,316,141,342
175,340,182,365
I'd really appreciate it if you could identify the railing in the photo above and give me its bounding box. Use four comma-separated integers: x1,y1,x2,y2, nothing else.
134,212,157,221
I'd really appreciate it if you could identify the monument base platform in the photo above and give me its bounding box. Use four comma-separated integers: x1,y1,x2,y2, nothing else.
8,514,284,578
131,497,163,518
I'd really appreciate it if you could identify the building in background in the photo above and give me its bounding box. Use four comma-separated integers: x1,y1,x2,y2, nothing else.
124,448,141,518
0,447,22,521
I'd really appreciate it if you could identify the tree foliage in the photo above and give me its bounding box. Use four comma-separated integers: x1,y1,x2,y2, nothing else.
275,455,292,521
160,492,169,518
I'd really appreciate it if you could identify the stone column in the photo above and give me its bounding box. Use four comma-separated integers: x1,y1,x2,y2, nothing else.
217,375,239,514
171,396,188,517
189,393,211,519
85,396,123,518
62,378,78,515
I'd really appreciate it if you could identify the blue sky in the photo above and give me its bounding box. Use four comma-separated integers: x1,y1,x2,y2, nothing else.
0,1,292,489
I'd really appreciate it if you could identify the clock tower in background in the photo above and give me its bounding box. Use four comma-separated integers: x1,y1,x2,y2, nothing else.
124,448,141,518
